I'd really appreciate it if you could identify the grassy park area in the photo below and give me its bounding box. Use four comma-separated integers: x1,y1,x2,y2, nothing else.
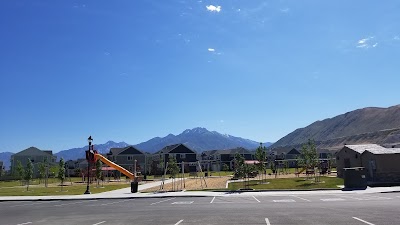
0,178,130,196
228,176,343,191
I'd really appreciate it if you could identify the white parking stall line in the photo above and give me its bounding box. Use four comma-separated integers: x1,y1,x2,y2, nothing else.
320,198,345,202
273,199,296,203
210,196,216,204
10,201,60,208
92,221,106,225
150,198,175,205
352,217,375,225
290,195,311,202
100,199,131,206
171,201,193,205
16,222,32,225
265,218,271,225
252,196,261,203
174,219,184,225
54,200,87,207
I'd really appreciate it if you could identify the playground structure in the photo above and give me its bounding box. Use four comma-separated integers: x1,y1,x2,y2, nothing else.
88,151,136,181
159,161,207,192
272,158,334,178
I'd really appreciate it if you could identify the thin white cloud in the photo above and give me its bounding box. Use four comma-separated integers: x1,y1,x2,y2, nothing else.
394,36,400,41
356,36,375,49
280,8,290,13
208,48,215,52
206,5,221,12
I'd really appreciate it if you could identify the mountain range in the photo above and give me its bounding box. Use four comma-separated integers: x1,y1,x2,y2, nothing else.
271,105,400,150
53,127,270,161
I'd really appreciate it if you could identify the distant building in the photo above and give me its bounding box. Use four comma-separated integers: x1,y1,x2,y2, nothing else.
153,144,197,173
107,146,146,174
205,147,254,171
10,147,57,177
336,144,400,183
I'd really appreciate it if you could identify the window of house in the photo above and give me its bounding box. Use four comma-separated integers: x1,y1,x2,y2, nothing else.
129,166,133,171
180,154,186,159
216,154,221,160
127,156,133,161
355,154,358,159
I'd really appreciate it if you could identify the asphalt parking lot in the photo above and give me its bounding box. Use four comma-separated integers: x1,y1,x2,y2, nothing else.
1,192,399,225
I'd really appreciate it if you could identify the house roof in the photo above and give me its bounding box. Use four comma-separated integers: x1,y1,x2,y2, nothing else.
12,147,54,157
210,147,252,155
109,146,144,155
364,148,400,155
154,143,197,154
345,144,386,154
287,148,301,155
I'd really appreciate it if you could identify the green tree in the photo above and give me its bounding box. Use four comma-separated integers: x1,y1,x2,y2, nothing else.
38,161,46,184
234,153,245,179
24,159,33,191
58,158,66,191
299,139,318,181
16,160,25,186
255,143,267,183
222,163,229,172
168,156,180,191
95,159,103,187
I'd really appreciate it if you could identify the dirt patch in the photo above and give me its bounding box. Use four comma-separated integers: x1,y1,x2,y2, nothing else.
142,176,230,192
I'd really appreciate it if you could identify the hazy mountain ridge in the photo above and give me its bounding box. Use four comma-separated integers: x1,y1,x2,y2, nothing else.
271,105,400,148
134,127,268,153
55,141,129,161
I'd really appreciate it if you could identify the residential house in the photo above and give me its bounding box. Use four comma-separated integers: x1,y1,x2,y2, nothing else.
361,147,400,183
154,144,197,173
107,146,146,174
10,147,57,177
336,144,400,183
207,147,254,171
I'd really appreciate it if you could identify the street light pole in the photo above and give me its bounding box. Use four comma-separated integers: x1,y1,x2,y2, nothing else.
84,136,93,194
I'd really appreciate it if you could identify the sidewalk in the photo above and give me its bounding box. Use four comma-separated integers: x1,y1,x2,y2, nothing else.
1,180,400,201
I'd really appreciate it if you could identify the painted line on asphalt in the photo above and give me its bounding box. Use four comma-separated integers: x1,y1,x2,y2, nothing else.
10,201,60,208
352,217,375,225
320,198,345,202
273,199,295,203
54,200,87,207
150,198,175,205
92,221,106,225
100,199,131,206
210,196,216,204
265,218,271,225
16,222,32,225
252,196,261,203
290,195,311,202
174,219,184,225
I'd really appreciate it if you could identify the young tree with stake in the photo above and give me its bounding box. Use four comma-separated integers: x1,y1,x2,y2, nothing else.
58,158,66,191
25,159,33,191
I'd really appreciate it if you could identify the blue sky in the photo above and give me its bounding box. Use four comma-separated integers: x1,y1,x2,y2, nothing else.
1,0,399,153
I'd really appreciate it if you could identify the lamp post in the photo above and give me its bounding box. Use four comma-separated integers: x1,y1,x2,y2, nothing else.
84,136,93,194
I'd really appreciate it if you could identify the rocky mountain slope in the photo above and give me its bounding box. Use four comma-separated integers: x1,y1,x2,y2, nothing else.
271,105,400,149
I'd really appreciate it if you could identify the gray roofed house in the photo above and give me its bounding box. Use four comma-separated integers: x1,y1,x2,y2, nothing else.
153,144,197,174
10,147,57,177
107,146,146,175
206,147,254,171
337,144,400,183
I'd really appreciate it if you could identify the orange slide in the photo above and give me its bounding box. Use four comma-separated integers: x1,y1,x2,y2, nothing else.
94,154,135,180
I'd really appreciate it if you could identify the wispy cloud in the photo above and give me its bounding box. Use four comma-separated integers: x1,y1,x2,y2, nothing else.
280,8,290,13
394,36,400,41
356,36,377,49
208,48,215,52
206,5,221,12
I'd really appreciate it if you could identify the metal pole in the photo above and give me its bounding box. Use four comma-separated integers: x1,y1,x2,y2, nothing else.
84,143,91,194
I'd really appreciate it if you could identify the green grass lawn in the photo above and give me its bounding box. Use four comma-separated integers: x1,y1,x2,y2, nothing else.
0,183,131,196
228,177,343,190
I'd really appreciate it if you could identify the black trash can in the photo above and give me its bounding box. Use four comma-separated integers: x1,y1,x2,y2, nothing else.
131,181,138,193
343,167,367,190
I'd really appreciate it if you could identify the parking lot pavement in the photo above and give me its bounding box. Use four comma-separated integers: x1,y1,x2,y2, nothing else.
1,193,400,225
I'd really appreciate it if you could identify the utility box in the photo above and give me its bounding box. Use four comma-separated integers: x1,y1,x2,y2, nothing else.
131,181,138,193
343,167,367,190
